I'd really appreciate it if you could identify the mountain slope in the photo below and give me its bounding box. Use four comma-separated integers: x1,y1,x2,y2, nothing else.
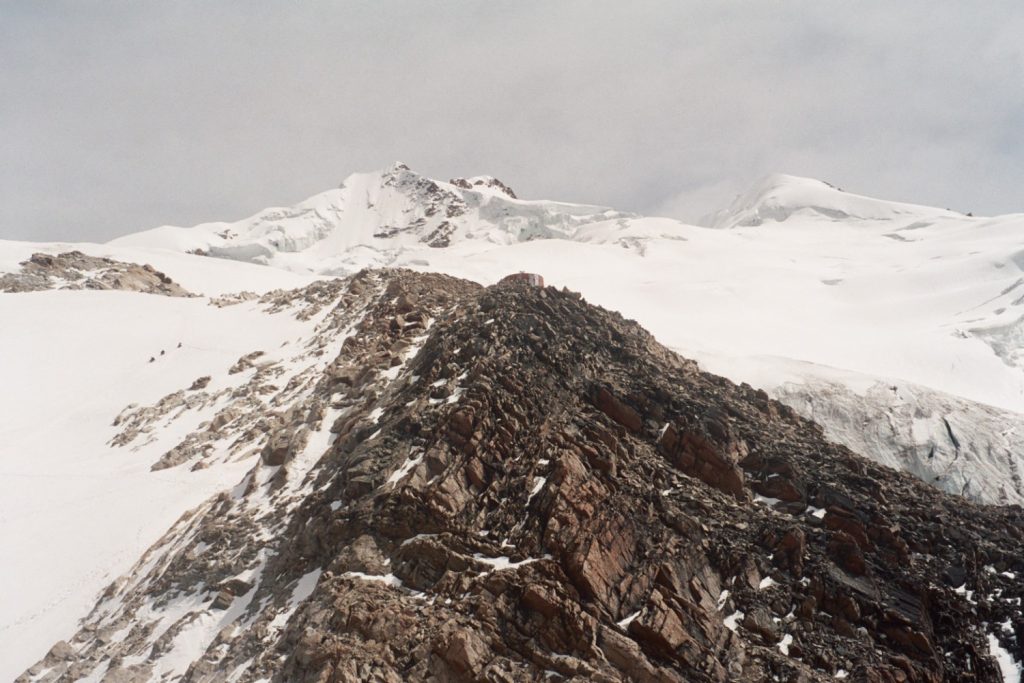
5,167,1024,679
99,165,1024,506
0,246,318,681
18,272,1024,682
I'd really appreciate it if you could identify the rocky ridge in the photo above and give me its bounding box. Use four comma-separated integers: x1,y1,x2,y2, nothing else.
449,176,518,199
0,251,192,296
19,270,1024,682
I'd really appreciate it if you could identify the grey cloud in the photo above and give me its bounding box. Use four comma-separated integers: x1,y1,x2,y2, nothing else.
1,1,1022,241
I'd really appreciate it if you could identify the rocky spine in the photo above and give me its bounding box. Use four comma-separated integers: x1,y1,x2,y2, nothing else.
19,270,1024,683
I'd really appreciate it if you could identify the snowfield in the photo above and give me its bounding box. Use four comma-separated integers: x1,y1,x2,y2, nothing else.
2,164,1024,679
0,252,318,680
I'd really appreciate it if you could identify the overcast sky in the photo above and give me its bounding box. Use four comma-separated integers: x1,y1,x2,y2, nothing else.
2,2,1022,242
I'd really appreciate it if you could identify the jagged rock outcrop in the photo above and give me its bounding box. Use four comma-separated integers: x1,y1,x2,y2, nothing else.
449,175,518,199
0,251,193,296
20,270,1024,683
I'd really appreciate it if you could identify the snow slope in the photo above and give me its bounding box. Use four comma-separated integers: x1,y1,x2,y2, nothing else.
0,249,321,681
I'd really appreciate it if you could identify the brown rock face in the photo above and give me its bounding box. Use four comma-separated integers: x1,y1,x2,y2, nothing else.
828,530,868,576
594,385,643,431
657,422,748,500
23,270,1024,683
441,631,490,674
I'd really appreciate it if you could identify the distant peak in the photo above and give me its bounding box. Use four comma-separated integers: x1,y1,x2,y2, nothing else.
754,173,835,192
449,175,517,199
710,173,950,229
338,161,418,190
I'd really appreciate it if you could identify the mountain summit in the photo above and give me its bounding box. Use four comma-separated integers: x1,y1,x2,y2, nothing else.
707,174,963,229
110,163,627,275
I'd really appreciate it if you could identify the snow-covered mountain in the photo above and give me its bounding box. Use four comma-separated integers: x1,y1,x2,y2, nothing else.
3,164,1024,680
704,173,965,228
109,162,631,275
100,164,1024,502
